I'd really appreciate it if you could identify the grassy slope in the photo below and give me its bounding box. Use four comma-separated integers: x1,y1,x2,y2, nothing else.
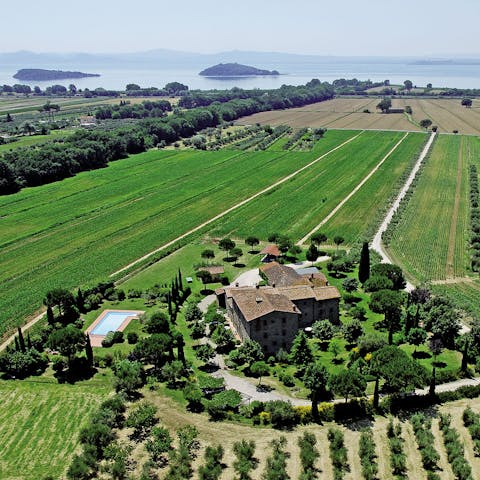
0,131,357,335
0,379,109,480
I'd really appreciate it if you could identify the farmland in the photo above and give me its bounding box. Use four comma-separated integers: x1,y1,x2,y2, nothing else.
0,130,363,337
236,97,480,136
387,135,474,283
0,378,109,480
210,131,425,242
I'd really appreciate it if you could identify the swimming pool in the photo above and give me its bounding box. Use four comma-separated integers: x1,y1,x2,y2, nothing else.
90,311,140,336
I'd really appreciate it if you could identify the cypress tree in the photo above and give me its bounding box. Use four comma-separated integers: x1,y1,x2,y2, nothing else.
27,332,32,350
17,327,26,353
46,305,55,325
14,336,20,352
178,269,183,292
358,242,370,284
76,288,85,313
85,334,94,367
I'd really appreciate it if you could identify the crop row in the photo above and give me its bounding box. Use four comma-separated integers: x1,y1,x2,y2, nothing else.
387,135,467,281
410,413,441,479
320,132,427,244
210,130,405,241
468,164,480,271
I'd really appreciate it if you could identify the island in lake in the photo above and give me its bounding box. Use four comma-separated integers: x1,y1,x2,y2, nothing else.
199,62,280,77
13,68,101,81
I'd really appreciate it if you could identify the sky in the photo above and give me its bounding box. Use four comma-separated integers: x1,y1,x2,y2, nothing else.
3,0,480,57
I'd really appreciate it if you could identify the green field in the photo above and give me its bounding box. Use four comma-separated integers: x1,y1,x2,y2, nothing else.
0,130,361,337
209,131,422,241
432,281,480,320
387,135,472,282
0,379,109,480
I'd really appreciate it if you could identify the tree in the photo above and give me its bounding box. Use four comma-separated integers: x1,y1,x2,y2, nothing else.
333,235,345,253
419,119,432,130
161,360,186,388
201,249,215,260
250,361,270,385
126,402,158,440
6,112,13,122
312,319,335,342
343,320,364,344
328,369,366,402
47,325,85,364
288,244,302,259
403,80,413,92
277,235,293,254
112,359,144,395
164,82,188,95
369,289,404,344
306,243,319,265
310,232,327,246
233,439,257,480
218,237,235,257
126,83,141,91
461,98,473,108
406,327,427,353
185,302,203,323
303,363,329,418
145,311,170,334
429,337,443,396
230,247,243,264
358,242,370,283
85,334,94,367
145,426,172,465
43,288,78,321
370,345,428,407
245,236,260,252
237,340,264,366
364,275,394,292
196,343,216,365
328,338,341,361
376,97,392,113
424,298,461,349
289,331,314,373
370,263,406,290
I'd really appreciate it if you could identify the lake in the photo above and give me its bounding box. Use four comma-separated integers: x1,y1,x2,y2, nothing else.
1,61,480,91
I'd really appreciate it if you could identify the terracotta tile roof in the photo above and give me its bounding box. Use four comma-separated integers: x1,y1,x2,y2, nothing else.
260,244,281,256
313,286,341,301
200,266,225,275
260,262,309,288
302,272,328,287
228,287,300,322
277,285,317,301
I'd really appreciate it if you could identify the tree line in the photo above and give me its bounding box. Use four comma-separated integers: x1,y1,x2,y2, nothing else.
0,81,334,195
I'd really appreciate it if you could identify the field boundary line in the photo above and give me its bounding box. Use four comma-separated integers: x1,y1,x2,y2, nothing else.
372,131,437,289
297,132,409,245
109,132,364,278
446,137,464,279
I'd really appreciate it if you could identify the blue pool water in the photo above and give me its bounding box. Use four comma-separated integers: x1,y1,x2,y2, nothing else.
91,311,138,336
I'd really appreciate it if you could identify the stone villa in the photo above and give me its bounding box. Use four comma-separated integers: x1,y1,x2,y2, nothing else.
216,262,340,353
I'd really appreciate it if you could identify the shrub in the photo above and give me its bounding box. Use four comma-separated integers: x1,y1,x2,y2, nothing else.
101,331,115,348
298,431,319,479
127,332,138,344
264,400,298,429
279,372,295,387
358,429,378,480
328,428,349,479
233,439,257,480
112,331,124,343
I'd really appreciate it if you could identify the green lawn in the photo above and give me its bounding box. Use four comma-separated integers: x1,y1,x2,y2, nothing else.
0,379,109,480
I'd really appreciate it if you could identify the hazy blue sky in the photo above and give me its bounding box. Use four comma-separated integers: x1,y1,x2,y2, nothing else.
3,0,479,56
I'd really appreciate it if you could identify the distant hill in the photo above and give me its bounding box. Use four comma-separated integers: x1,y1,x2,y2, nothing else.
13,68,100,81
199,63,280,77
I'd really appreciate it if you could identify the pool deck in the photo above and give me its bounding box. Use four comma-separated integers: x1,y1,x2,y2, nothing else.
86,309,144,347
